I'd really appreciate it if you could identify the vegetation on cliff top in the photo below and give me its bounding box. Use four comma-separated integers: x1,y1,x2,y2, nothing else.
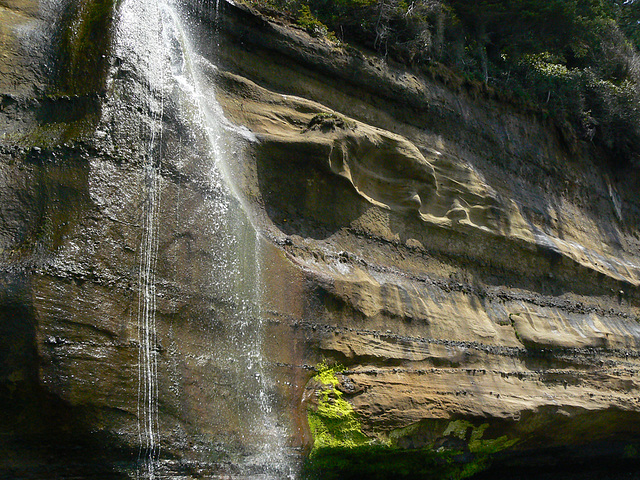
244,0,640,170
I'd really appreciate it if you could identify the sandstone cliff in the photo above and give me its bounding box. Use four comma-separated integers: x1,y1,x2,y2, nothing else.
1,0,640,478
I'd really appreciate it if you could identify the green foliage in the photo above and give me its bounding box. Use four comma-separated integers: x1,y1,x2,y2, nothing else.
245,0,640,169
619,0,640,50
297,5,331,36
447,0,615,58
302,445,472,480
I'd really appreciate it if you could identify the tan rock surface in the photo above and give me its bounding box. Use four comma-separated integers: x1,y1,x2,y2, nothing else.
208,0,640,463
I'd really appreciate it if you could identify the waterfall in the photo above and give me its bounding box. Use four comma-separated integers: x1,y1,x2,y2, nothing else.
113,0,295,477
116,0,166,477
137,148,161,479
163,4,295,476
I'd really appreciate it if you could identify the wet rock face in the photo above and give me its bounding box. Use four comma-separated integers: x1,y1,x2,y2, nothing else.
1,0,640,478
2,0,304,476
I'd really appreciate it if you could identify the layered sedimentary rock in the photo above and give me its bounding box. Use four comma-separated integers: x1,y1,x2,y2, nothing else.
207,2,640,474
1,0,640,478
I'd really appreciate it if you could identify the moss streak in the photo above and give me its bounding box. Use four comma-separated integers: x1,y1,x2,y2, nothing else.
57,0,117,96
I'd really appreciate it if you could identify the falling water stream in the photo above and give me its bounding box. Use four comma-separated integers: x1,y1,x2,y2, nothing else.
113,0,294,477
121,0,164,477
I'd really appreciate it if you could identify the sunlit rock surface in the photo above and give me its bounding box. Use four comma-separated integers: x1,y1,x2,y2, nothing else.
1,0,640,478
209,1,640,475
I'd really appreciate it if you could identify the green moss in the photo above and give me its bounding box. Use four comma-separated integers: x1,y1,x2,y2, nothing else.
307,362,369,450
388,421,422,445
10,118,96,149
508,313,524,343
443,420,518,455
17,0,118,149
313,360,342,387
305,363,519,479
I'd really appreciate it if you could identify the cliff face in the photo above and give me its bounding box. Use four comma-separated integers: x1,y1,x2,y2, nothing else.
1,0,640,478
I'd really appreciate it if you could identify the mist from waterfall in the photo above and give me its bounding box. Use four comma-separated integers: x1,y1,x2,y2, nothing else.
113,0,295,477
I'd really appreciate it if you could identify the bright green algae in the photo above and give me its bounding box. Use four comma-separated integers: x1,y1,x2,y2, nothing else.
307,362,369,450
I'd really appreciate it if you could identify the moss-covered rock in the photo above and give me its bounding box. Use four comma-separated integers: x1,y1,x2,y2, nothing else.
305,363,518,479
302,445,475,480
307,362,370,450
